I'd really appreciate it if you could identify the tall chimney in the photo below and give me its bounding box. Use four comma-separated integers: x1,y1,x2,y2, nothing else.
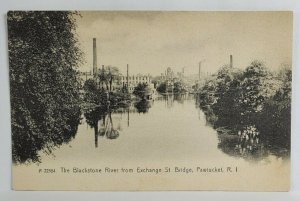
230,55,233,68
126,64,129,92
93,38,97,77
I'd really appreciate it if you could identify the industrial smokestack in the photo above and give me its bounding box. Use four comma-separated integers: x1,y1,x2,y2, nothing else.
230,55,233,68
93,38,97,77
127,64,129,92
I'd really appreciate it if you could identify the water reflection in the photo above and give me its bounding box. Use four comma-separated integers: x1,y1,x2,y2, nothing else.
194,95,288,161
84,106,106,148
84,105,121,148
217,126,268,161
219,130,289,160
82,94,286,160
102,113,120,140
215,123,288,160
134,100,151,113
84,99,154,148
156,93,193,108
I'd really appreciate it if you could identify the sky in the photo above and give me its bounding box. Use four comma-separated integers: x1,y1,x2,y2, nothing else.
75,11,292,76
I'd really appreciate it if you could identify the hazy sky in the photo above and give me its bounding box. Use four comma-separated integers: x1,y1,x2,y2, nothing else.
75,11,292,76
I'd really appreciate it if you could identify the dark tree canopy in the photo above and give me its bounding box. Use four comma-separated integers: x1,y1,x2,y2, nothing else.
173,81,186,93
8,11,82,163
156,82,167,93
133,83,151,99
197,61,291,158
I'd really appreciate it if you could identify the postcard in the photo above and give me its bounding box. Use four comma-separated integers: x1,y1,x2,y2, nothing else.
8,11,292,191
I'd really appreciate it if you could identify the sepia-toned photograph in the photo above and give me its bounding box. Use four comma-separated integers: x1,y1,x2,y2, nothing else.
8,11,292,191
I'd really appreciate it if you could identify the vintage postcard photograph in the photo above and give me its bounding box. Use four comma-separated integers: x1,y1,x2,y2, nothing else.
8,11,292,191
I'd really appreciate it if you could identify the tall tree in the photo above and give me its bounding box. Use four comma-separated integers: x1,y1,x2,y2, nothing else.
238,61,269,124
8,11,82,163
98,65,121,92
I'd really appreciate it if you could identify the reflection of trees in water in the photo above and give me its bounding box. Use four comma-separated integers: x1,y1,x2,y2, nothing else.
196,63,291,161
164,94,174,108
134,100,151,113
217,125,289,161
84,98,154,147
195,98,217,126
14,111,81,164
158,93,193,108
174,93,193,104
195,94,289,161
173,94,184,104
84,106,106,129
84,106,121,148
102,113,120,140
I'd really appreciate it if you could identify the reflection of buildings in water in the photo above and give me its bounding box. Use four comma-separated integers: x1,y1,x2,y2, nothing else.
162,94,174,108
127,108,129,127
174,93,190,104
88,94,200,148
161,93,193,108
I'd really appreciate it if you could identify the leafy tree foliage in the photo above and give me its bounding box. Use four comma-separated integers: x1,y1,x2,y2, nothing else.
198,61,291,157
83,79,101,104
157,81,186,94
257,68,291,153
134,100,151,113
239,61,269,122
8,11,82,163
133,83,151,99
173,81,186,93
156,82,167,93
98,65,121,91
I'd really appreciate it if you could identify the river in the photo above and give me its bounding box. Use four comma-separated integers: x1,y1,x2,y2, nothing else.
37,94,246,163
13,94,289,191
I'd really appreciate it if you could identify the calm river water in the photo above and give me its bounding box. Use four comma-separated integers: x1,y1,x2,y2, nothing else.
13,94,289,191
29,93,285,164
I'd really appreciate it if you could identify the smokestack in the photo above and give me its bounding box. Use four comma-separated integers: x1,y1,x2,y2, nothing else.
93,38,97,77
230,55,233,68
127,64,129,92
